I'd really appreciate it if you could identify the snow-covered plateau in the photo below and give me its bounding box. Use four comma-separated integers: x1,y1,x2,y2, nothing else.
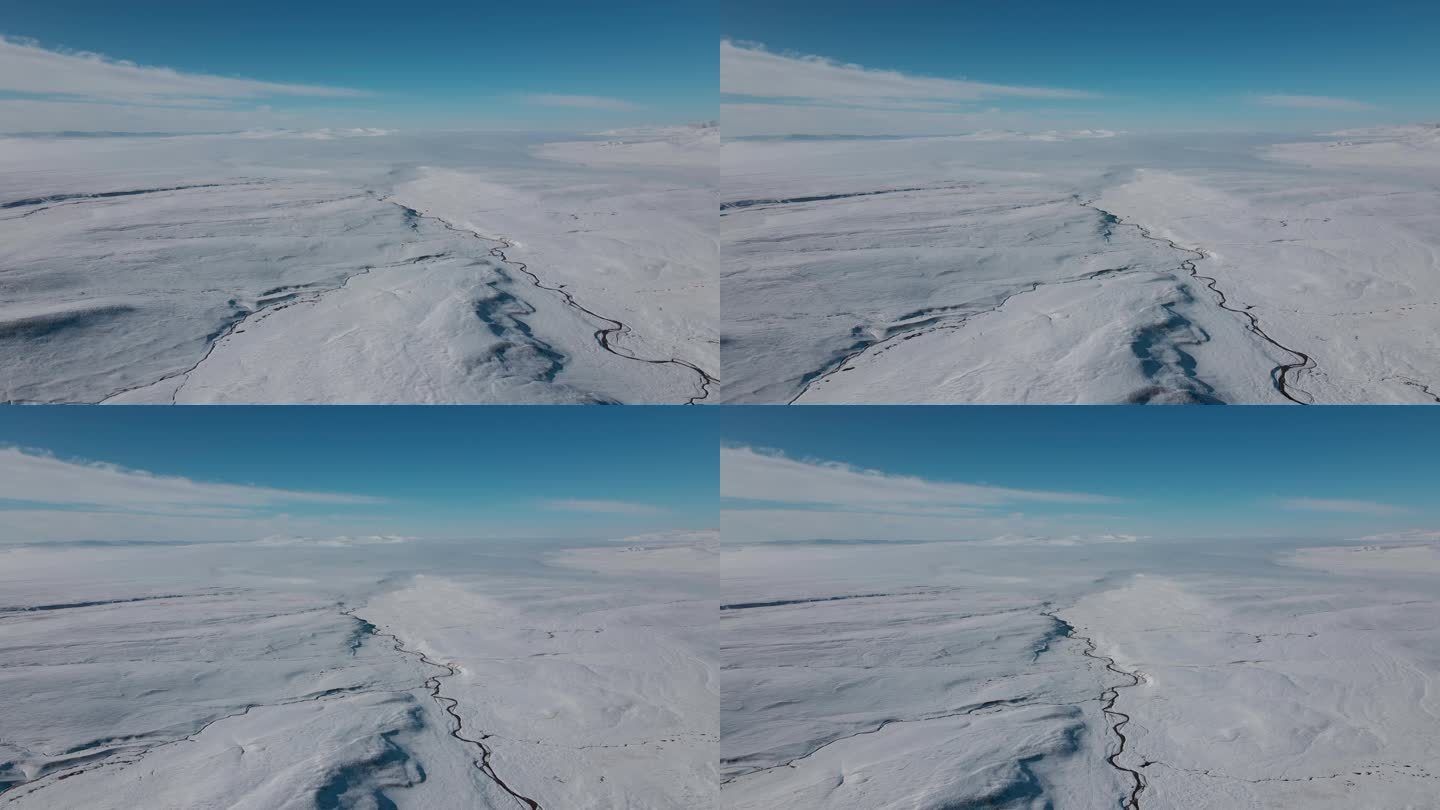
720,535,1440,809
0,126,716,403
0,532,717,809
721,127,1440,404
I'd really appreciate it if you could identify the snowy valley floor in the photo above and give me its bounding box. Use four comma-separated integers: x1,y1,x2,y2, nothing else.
0,533,717,809
0,126,716,404
720,535,1440,809
721,127,1440,404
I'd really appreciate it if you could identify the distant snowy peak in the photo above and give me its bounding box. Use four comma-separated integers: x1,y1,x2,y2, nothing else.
610,528,719,548
979,532,1143,547
1269,122,1440,167
596,121,718,140
237,127,395,140
551,529,718,576
1350,528,1440,547
953,128,1120,142
591,122,719,151
1327,122,1440,141
535,122,716,168
1287,531,1440,575
255,534,415,547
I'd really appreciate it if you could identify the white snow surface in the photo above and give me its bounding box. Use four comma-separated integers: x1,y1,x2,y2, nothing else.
720,541,1123,809
0,533,716,808
720,535,1440,808
721,130,1440,403
0,129,715,403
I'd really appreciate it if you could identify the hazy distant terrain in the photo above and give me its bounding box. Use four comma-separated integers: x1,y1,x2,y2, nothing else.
0,125,717,404
720,126,1440,404
719,533,1440,808
0,531,717,809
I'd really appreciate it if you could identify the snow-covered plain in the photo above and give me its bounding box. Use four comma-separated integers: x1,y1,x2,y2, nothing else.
0,532,717,809
0,126,716,403
721,127,1440,403
720,535,1440,808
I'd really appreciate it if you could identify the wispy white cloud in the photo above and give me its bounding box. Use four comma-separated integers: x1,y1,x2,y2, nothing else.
0,447,378,512
0,35,368,132
0,508,380,546
720,447,1125,543
546,498,663,515
722,446,1118,509
1255,94,1376,111
722,40,1095,103
720,41,1097,136
0,447,388,544
721,101,1041,137
720,507,1143,546
526,93,640,111
1278,497,1407,515
0,35,363,102
723,507,1033,544
0,98,302,133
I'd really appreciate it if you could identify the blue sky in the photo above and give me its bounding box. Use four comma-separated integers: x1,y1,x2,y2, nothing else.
721,407,1440,544
0,0,714,132
0,407,716,544
723,0,1440,135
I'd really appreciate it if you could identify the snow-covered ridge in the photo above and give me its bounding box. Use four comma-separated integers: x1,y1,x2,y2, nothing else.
722,129,1440,403
0,130,715,403
0,537,716,808
720,533,1440,808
